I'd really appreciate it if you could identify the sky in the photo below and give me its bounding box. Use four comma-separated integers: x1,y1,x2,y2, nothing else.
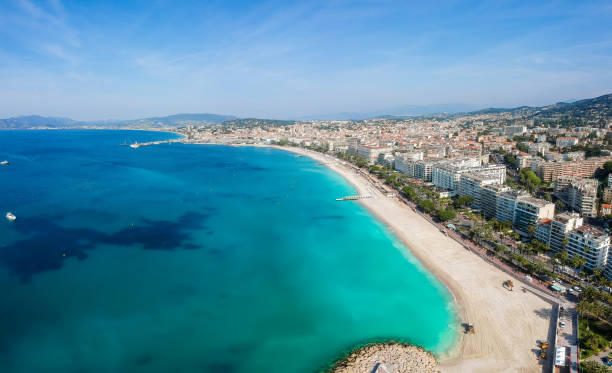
0,0,611,120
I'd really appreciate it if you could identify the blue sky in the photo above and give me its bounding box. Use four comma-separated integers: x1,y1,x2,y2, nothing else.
0,0,611,120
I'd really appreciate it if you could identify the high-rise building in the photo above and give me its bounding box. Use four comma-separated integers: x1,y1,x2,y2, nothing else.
481,184,510,220
413,160,434,181
605,248,612,280
566,225,610,270
534,156,612,182
549,213,583,252
554,177,598,217
513,196,555,236
394,152,423,177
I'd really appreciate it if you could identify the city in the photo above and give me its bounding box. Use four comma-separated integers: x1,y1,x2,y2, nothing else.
175,93,612,372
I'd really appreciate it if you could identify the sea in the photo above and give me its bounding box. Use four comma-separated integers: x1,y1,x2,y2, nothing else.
0,130,456,373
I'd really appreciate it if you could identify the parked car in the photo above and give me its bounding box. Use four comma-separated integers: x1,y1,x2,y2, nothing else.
560,321,566,328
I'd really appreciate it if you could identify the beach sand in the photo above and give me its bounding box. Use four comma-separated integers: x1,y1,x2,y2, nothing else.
276,146,552,373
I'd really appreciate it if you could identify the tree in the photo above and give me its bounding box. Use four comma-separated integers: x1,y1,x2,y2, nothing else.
570,255,586,269
527,225,536,237
454,195,475,209
580,361,611,373
555,199,566,211
418,199,435,214
437,207,456,222
401,186,418,201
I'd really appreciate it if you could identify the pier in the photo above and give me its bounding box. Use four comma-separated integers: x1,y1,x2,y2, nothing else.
336,195,371,201
128,139,181,148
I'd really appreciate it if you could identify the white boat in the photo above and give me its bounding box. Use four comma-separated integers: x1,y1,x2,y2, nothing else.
129,142,140,148
6,212,16,221
0,160,8,165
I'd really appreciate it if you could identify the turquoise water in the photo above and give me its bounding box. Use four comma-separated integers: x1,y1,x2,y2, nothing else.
0,130,455,373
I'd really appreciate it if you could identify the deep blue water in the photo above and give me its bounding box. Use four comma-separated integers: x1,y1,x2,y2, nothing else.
0,130,455,373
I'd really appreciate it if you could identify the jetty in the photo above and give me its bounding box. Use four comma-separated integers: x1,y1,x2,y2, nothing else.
128,139,181,148
336,195,371,201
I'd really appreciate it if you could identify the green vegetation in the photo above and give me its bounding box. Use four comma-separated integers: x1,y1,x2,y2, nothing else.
519,169,541,192
437,207,456,221
503,153,517,168
577,286,612,358
580,361,611,373
453,195,474,209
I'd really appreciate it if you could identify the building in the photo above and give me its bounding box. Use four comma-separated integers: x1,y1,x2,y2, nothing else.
527,142,550,155
535,219,552,244
480,184,510,220
554,177,598,217
563,151,585,161
377,153,395,168
534,156,612,182
394,152,423,176
549,213,583,252
566,225,610,270
431,161,504,193
413,160,434,181
505,125,527,136
556,137,579,148
605,248,612,280
358,145,393,163
496,189,525,224
457,173,504,209
603,187,612,204
601,203,612,216
513,196,555,236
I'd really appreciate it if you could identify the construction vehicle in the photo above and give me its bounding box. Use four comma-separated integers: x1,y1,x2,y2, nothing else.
540,350,546,359
540,342,548,349
503,280,514,291
467,323,475,334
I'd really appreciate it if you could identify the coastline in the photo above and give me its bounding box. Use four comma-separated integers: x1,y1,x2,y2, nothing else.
259,145,552,372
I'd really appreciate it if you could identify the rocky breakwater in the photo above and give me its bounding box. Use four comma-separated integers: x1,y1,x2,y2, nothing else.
330,342,438,373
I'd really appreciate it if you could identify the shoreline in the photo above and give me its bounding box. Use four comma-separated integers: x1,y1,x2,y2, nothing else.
140,138,553,372
250,144,552,372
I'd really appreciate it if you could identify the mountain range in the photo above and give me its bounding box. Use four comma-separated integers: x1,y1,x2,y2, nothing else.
1,93,610,129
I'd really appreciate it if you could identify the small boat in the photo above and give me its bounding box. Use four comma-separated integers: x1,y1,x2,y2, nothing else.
0,160,8,165
6,212,16,221
129,142,140,148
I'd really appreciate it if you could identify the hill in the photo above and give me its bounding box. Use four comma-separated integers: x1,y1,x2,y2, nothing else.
471,93,611,126
0,113,237,129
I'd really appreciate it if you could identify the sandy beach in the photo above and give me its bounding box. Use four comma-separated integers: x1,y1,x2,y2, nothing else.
274,146,553,373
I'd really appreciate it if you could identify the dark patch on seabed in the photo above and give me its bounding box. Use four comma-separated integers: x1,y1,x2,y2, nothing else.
0,211,211,282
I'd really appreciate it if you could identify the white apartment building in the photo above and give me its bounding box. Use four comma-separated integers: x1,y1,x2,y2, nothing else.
358,145,393,163
556,137,579,148
554,177,598,217
480,184,510,220
414,160,434,181
496,189,525,224
431,161,505,194
527,142,550,155
513,196,555,236
457,173,503,209
566,225,610,270
605,249,612,280
394,152,423,177
377,153,395,168
549,213,583,252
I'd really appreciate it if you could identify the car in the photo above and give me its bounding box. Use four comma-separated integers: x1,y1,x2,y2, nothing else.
573,286,581,292
560,321,566,328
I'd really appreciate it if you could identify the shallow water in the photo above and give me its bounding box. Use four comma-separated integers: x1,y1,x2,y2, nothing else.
0,130,455,373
